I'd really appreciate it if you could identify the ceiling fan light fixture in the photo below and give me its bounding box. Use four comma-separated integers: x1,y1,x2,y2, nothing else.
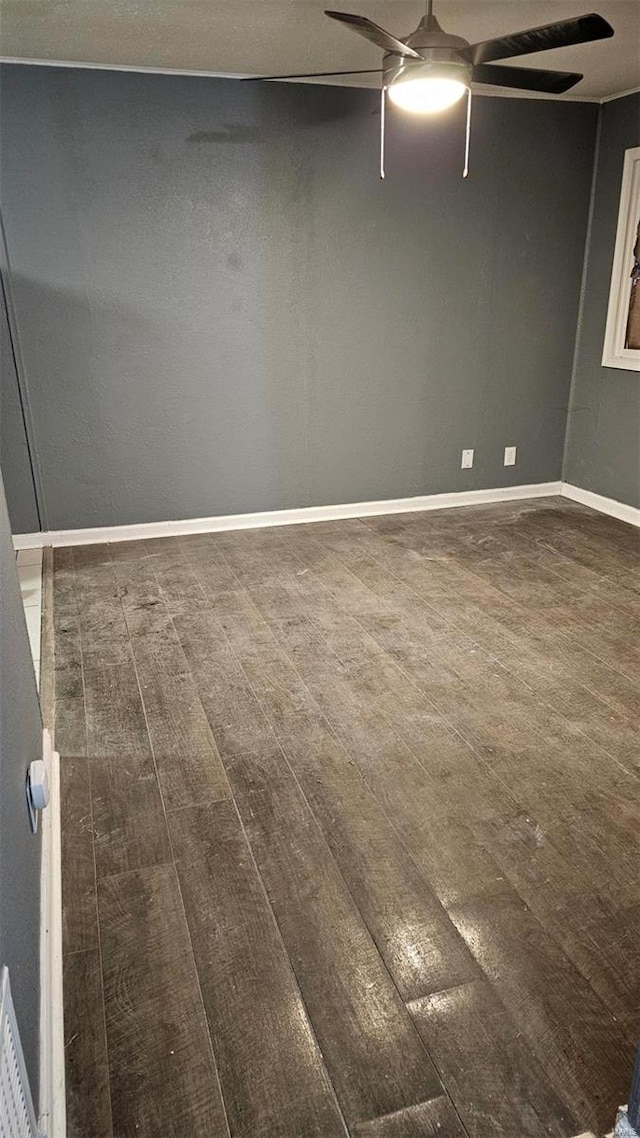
388,74,467,113
387,61,470,113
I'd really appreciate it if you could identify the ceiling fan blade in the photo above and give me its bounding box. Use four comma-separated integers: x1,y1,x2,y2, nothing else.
464,13,613,65
472,62,583,94
243,68,383,81
325,10,423,59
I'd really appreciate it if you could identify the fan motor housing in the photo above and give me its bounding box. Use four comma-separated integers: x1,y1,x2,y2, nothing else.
404,13,469,53
383,13,472,88
383,49,472,90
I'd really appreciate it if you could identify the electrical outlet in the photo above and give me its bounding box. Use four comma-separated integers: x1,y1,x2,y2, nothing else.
461,449,474,469
504,445,517,466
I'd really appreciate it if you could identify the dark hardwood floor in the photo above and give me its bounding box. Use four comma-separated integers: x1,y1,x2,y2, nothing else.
54,498,640,1138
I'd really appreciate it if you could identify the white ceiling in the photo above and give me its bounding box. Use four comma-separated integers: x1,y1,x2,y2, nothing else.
0,0,638,100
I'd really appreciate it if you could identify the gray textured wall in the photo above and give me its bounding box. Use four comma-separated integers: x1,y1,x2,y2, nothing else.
1,262,40,534
0,473,42,1094
564,92,640,508
0,65,597,530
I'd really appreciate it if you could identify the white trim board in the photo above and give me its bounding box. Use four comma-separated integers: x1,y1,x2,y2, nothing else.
561,483,640,528
5,58,640,104
38,733,65,1138
12,480,639,550
0,57,601,101
600,85,640,104
601,145,640,371
13,482,562,548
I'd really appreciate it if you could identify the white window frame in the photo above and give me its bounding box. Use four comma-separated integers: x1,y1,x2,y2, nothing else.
602,145,640,372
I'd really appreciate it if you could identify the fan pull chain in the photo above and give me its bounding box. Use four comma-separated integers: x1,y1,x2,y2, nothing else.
380,84,386,179
463,86,472,178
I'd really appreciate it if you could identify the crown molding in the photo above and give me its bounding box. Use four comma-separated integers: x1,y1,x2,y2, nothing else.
1,55,624,103
599,84,640,104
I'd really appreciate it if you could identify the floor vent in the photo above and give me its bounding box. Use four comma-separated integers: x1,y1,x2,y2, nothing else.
0,968,39,1138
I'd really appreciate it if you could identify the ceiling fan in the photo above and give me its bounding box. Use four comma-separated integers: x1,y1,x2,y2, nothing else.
246,4,614,177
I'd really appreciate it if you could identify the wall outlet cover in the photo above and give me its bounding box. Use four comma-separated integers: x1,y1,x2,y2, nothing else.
504,446,517,466
461,449,474,469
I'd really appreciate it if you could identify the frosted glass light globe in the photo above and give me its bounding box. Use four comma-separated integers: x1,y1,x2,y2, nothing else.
388,75,468,113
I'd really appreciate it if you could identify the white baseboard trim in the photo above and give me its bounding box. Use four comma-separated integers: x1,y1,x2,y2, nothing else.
38,733,65,1138
561,483,640,528
613,1106,636,1137
571,1131,615,1138
12,481,562,548
13,479,637,550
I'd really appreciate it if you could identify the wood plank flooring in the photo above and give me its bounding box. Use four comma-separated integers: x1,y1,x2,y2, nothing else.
54,498,640,1138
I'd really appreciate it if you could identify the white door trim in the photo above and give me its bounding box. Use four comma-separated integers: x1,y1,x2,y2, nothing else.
38,733,65,1138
